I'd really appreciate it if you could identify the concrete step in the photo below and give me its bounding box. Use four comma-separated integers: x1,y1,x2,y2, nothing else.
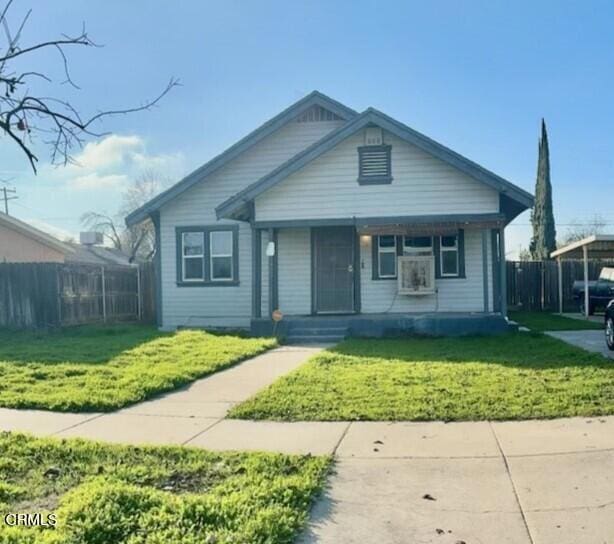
285,335,346,344
288,327,348,336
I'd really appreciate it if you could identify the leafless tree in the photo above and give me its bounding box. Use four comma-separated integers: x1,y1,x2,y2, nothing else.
0,0,178,172
561,214,607,245
81,170,168,261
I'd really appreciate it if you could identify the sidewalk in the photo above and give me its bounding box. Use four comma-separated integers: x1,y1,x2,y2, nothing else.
2,345,614,543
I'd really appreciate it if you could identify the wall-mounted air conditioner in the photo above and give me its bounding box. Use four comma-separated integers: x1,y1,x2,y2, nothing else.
398,255,435,295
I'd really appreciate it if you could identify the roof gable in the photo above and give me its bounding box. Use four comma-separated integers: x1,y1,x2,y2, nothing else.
216,108,534,221
125,91,357,226
0,212,73,254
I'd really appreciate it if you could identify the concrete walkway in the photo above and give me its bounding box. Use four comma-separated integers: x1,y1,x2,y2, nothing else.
547,329,613,359
0,345,324,446
2,345,614,542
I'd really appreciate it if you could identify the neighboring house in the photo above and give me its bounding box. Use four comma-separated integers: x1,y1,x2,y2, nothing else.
0,212,73,263
126,91,534,337
65,242,134,267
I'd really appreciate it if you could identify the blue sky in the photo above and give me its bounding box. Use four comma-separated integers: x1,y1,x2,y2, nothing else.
1,0,612,257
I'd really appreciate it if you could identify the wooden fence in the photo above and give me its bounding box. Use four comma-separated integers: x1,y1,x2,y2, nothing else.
0,262,156,328
507,259,614,312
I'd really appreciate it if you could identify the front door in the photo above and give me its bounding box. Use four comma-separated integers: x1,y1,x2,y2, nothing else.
313,227,355,313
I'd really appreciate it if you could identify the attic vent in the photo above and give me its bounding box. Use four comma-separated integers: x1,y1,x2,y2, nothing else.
357,145,392,185
296,105,343,123
365,127,383,146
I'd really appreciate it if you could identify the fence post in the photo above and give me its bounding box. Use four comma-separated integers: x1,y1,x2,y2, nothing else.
557,257,563,314
136,265,142,321
101,266,107,323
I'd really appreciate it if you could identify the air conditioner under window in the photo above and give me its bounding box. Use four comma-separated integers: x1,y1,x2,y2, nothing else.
398,255,436,295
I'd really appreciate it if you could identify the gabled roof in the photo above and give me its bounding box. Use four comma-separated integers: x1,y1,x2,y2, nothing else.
125,91,357,226
216,107,535,220
65,243,135,266
0,212,73,255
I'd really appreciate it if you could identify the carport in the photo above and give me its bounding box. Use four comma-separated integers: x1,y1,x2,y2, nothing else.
551,234,614,317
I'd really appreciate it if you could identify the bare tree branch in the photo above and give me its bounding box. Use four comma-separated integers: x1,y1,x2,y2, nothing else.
0,0,177,172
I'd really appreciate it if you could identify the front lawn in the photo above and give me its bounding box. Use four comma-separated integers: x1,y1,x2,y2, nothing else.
0,433,329,544
509,311,603,332
229,333,614,421
0,325,276,412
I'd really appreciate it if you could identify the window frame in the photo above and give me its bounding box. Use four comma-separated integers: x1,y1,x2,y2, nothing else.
181,231,205,282
176,225,239,287
377,235,398,279
209,230,234,282
439,235,459,277
373,230,466,281
434,230,465,280
403,236,433,255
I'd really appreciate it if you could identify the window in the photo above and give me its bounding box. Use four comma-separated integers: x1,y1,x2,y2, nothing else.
357,145,392,185
403,236,433,255
439,235,459,277
182,232,204,281
210,231,233,281
176,226,238,285
374,231,465,281
377,235,397,278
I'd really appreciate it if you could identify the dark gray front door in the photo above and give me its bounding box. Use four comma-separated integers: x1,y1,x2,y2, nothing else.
313,227,355,313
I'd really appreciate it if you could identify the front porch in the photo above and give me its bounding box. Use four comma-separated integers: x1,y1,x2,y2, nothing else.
249,214,510,338
251,311,513,341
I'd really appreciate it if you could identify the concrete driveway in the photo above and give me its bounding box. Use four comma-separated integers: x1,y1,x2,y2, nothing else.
547,329,613,359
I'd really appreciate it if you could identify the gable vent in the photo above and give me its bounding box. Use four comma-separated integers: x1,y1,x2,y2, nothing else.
357,145,392,185
296,105,343,123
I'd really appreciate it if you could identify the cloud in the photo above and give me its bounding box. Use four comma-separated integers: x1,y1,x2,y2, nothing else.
71,135,144,171
50,134,184,193
67,173,129,191
24,218,77,243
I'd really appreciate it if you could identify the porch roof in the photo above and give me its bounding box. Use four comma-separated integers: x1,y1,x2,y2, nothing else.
550,234,614,260
253,213,506,233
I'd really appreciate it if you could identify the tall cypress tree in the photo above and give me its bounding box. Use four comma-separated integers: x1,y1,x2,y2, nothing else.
529,119,556,259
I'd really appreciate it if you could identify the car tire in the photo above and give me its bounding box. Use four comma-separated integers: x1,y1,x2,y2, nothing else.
606,317,614,351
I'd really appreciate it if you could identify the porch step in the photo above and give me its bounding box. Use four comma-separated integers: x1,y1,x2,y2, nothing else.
289,327,348,337
285,334,346,344
285,324,348,344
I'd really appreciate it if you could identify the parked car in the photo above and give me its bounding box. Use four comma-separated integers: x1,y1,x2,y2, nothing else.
572,267,614,315
606,300,614,351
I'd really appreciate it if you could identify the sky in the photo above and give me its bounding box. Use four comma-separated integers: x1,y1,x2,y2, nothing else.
0,0,612,257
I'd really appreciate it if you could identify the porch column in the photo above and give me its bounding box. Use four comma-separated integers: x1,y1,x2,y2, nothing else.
268,228,278,317
150,210,162,328
251,227,262,319
557,256,563,314
491,229,501,313
481,230,489,312
583,244,589,318
499,227,508,317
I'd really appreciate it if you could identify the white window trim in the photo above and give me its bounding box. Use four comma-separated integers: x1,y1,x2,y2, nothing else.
182,231,205,282
439,235,459,277
209,231,234,281
378,235,397,278
403,236,433,255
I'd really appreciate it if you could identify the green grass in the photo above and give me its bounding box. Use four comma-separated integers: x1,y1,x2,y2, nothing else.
229,333,614,421
0,325,276,412
509,311,604,331
0,433,330,544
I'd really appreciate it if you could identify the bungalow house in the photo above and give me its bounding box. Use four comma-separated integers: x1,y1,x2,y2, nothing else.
126,92,533,340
